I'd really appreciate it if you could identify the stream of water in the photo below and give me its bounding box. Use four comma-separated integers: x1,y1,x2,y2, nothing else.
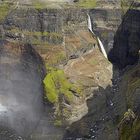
87,14,108,59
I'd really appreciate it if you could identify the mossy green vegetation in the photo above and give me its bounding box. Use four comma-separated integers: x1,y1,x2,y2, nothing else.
76,0,96,9
9,28,62,39
9,28,42,36
122,65,140,108
54,119,62,126
43,67,81,104
119,112,140,140
32,0,46,9
0,2,11,22
43,66,82,125
8,28,63,45
121,0,130,15
46,51,66,66
127,78,140,108
121,0,136,15
119,65,140,139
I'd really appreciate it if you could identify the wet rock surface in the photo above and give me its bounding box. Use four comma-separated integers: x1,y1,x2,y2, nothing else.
0,40,45,137
0,40,65,139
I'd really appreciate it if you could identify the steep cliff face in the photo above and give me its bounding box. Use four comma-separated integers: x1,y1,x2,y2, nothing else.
63,2,140,140
2,7,87,40
0,0,140,140
3,8,63,42
89,8,122,53
119,65,140,112
63,47,112,124
0,0,128,65
89,1,140,60
64,63,140,140
0,40,45,137
1,7,98,66
109,8,140,69
118,63,140,140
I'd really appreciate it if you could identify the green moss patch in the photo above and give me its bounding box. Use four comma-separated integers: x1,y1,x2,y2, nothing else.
43,67,81,104
32,0,46,9
46,51,66,66
43,67,83,125
54,119,62,126
119,115,140,140
0,2,11,22
76,0,96,9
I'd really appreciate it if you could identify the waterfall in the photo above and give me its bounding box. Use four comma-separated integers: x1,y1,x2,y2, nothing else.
87,14,108,59
87,14,94,34
97,37,108,58
0,103,7,112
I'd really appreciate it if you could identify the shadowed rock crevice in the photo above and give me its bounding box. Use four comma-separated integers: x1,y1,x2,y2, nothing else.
108,9,140,69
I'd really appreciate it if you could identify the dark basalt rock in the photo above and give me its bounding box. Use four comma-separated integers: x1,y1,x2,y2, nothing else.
108,9,140,69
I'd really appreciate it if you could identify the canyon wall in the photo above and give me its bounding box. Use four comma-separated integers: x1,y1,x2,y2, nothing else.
0,0,140,140
0,0,139,67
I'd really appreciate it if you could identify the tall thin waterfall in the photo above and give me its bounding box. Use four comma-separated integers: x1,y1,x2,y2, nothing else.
87,14,94,34
97,37,108,58
0,103,7,112
87,14,108,59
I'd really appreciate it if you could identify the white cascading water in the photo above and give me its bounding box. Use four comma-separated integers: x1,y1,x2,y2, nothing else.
87,14,108,59
0,103,7,113
87,14,94,34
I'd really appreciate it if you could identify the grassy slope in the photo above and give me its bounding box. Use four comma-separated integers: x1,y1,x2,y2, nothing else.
76,0,96,9
0,2,11,22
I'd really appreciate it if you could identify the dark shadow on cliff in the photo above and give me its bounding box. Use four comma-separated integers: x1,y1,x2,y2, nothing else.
0,40,46,139
108,9,140,69
63,85,126,140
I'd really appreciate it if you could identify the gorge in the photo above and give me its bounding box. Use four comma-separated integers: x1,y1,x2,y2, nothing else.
0,0,140,140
